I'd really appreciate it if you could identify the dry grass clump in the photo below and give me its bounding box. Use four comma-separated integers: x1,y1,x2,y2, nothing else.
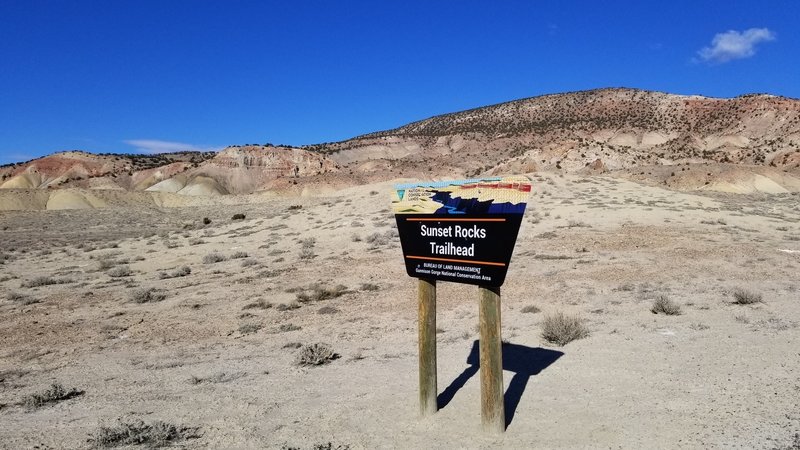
296,284,348,303
541,312,589,346
130,288,167,304
189,372,244,385
90,419,198,448
317,306,340,314
365,232,389,246
6,291,38,305
521,304,541,313
651,295,682,315
21,276,70,288
202,253,227,264
238,323,263,335
231,251,248,259
23,383,83,409
241,258,258,267
296,343,340,366
158,266,191,279
276,302,301,311
732,288,763,305
299,248,316,260
242,299,273,310
107,265,132,278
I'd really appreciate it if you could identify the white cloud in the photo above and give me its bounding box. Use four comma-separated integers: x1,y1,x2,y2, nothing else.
697,28,776,64
123,139,220,154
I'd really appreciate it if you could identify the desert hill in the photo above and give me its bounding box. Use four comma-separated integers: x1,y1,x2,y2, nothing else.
2,88,800,210
314,88,800,185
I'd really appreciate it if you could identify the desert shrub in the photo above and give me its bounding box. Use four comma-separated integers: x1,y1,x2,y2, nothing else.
231,251,248,259
541,312,589,346
90,419,198,448
21,276,69,288
351,233,362,242
241,258,258,267
242,299,273,310
288,204,302,210
317,306,340,314
231,213,246,220
188,238,205,246
365,232,388,246
238,323,262,335
159,266,191,279
299,248,316,260
651,295,682,315
279,323,301,332
188,372,243,385
107,265,132,278
130,288,167,304
96,258,118,271
202,217,211,225
296,343,340,366
521,305,541,314
299,238,316,248
732,288,763,305
296,284,347,303
359,283,380,291
6,291,28,302
276,302,300,311
202,253,227,264
23,383,83,409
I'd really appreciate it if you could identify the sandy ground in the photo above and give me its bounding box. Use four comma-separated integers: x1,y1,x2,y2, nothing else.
0,173,799,449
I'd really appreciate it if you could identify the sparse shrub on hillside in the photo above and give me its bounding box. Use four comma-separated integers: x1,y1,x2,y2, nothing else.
202,217,211,225
23,383,83,409
159,266,191,279
238,323,262,335
296,343,339,366
276,302,300,311
288,204,302,211
202,253,227,264
241,258,258,267
732,288,763,305
359,283,380,291
231,251,248,259
130,288,167,303
299,247,316,260
299,238,316,248
296,284,347,303
521,305,541,314
231,213,246,220
21,276,70,288
365,232,388,246
651,295,682,315
541,312,589,346
317,306,340,314
242,299,272,310
90,419,198,448
107,265,132,278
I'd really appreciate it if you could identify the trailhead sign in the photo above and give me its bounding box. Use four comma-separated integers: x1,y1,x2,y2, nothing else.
392,176,531,287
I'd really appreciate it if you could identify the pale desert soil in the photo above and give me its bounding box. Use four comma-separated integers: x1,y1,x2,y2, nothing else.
0,173,798,449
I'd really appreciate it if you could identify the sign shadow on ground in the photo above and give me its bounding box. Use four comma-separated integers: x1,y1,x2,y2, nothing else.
437,341,564,427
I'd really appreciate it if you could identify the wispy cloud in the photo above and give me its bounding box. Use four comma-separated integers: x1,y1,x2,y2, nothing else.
696,28,776,64
123,139,220,154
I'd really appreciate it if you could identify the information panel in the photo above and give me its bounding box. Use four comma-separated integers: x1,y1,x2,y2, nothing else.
392,176,531,287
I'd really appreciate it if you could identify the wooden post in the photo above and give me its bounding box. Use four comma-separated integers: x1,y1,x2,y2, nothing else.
479,285,505,433
418,278,438,417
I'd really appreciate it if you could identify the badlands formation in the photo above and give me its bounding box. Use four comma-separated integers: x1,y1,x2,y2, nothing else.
0,88,798,448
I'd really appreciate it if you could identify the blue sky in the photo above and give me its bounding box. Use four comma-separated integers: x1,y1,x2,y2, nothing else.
1,1,798,164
